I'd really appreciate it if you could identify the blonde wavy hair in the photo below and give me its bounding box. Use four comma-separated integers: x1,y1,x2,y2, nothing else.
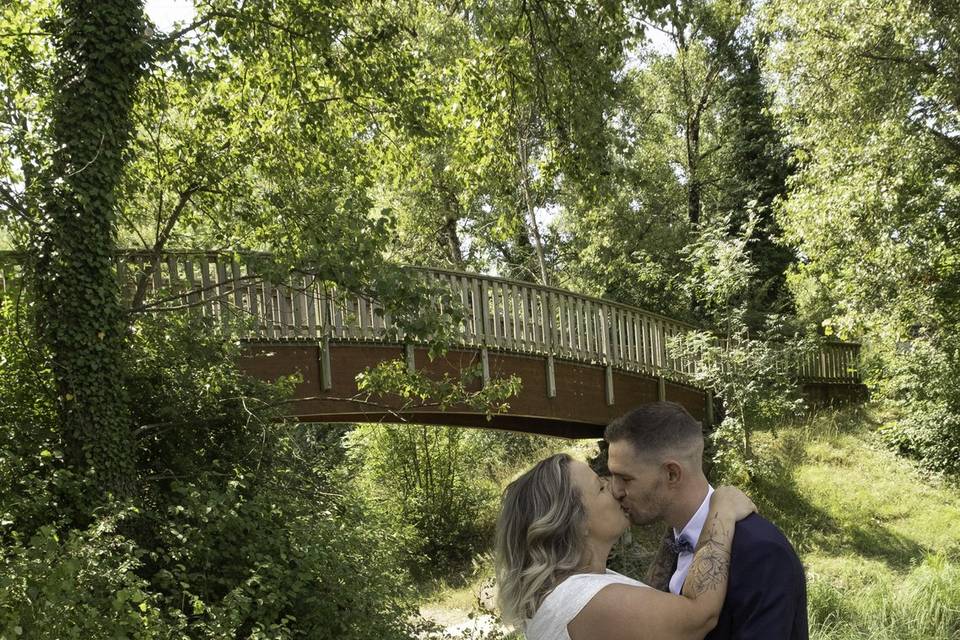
494,453,588,624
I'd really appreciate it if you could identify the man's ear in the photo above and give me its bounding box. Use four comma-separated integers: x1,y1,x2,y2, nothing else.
663,460,684,485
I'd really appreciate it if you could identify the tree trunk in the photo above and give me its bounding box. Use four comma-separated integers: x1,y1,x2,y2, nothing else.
686,118,702,226
517,123,550,287
31,0,147,505
442,214,465,269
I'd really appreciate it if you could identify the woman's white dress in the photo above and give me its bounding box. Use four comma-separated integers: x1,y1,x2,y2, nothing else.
525,569,649,640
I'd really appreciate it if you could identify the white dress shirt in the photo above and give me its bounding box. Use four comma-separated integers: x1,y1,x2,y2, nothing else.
669,485,715,595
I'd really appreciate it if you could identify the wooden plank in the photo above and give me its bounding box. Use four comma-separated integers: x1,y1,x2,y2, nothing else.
546,354,556,398
532,288,540,350
292,275,307,338
231,260,243,310
605,364,615,406
585,300,594,360
599,304,610,365
166,256,180,309
480,279,491,343
306,276,318,338
491,281,502,348
611,308,622,367
184,260,200,317
458,276,471,343
216,260,230,333
358,296,369,340
514,285,527,349
245,264,259,338
262,278,275,340
555,294,567,356
278,279,292,339
320,334,332,390
199,256,213,319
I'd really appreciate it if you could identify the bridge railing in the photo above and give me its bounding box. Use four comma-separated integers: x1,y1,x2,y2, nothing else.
0,251,860,384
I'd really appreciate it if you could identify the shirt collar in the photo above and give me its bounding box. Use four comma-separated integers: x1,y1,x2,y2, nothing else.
673,485,714,546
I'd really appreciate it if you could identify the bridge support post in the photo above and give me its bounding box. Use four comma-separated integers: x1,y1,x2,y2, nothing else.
480,346,490,386
405,343,416,373
657,375,666,401
320,335,332,391
605,364,615,406
705,390,715,427
546,354,556,398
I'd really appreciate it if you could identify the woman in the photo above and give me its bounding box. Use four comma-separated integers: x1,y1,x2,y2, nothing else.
494,453,755,640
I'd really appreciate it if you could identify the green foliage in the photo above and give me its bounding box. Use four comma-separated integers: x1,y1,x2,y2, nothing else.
764,0,960,475
876,333,960,476
348,423,501,580
357,358,522,418
0,513,175,639
670,213,814,480
0,306,425,638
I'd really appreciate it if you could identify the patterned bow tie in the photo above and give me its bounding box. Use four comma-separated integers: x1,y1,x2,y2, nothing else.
668,535,695,555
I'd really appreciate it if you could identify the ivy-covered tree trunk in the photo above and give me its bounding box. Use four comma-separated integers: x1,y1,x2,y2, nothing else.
31,0,147,502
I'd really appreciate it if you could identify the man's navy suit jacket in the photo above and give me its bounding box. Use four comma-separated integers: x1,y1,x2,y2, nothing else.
700,513,808,640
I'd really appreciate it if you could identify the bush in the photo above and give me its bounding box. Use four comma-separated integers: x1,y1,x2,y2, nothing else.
348,423,501,580
875,332,960,476
0,306,425,638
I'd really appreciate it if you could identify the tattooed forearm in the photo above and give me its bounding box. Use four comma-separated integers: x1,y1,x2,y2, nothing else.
685,513,732,596
645,527,676,592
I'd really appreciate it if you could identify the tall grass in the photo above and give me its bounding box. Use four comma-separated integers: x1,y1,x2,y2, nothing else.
808,554,960,639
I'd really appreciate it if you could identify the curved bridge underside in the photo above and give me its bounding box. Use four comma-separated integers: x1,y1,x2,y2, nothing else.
241,341,711,439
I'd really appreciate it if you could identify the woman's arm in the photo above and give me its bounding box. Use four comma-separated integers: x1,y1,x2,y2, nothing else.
567,487,752,640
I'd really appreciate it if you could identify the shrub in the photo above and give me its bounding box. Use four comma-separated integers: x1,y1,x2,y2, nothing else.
348,423,502,580
0,306,425,638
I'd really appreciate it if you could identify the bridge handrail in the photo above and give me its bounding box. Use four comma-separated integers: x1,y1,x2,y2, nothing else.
0,251,861,385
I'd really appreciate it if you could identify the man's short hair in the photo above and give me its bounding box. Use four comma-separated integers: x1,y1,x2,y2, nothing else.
604,401,704,460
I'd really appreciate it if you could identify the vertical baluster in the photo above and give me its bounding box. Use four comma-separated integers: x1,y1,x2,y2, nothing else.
492,282,504,348
216,259,230,333
262,277,275,340
457,276,470,343
245,263,259,338
609,307,621,367
599,304,610,365
535,289,546,352
305,276,318,338
584,300,594,361
165,256,181,310
514,285,526,350
183,259,200,318
291,274,306,338
479,279,491,344
231,260,244,326
199,255,214,320
506,282,517,350
554,294,565,357
358,296,369,340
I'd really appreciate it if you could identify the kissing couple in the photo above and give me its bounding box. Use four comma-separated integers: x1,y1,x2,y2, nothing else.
494,401,807,640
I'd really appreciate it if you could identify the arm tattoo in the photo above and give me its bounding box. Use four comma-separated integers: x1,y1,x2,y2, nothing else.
645,527,676,591
686,513,732,595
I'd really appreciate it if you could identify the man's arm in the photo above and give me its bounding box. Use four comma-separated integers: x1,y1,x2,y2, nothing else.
728,536,807,640
644,527,676,592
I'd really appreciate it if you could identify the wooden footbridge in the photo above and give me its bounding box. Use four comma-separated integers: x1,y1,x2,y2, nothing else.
0,252,863,438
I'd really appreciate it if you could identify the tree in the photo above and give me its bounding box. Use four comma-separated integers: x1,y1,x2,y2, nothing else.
764,0,960,472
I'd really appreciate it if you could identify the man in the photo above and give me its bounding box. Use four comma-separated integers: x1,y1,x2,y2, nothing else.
605,401,808,640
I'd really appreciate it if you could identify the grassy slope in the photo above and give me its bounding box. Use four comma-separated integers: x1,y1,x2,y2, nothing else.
423,407,960,639
751,407,960,639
